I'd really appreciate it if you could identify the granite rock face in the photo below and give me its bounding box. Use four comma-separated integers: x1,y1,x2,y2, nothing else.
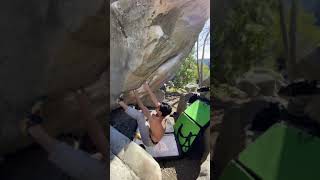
110,0,210,109
110,126,161,180
236,68,286,97
197,153,210,180
284,47,320,125
0,0,209,156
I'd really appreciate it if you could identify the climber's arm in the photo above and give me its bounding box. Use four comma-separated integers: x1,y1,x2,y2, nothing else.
133,90,152,120
143,82,160,108
118,101,129,111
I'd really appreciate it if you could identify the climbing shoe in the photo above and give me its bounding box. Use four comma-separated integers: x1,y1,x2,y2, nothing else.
135,131,142,140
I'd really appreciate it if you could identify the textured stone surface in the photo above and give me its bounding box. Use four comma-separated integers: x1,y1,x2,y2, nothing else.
293,47,320,125
236,68,286,97
110,126,161,180
197,154,210,180
0,0,209,156
110,0,210,109
141,89,165,108
0,0,107,155
110,152,140,180
176,93,194,116
236,80,260,97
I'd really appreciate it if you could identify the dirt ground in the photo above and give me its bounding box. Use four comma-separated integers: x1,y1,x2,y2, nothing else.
160,156,202,180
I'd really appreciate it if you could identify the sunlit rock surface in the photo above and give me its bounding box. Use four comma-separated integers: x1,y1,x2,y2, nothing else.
110,0,210,109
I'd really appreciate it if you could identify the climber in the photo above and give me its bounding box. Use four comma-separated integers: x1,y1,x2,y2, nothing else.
21,90,107,180
118,82,172,146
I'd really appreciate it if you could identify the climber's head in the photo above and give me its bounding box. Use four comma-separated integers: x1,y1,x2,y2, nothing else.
155,102,172,118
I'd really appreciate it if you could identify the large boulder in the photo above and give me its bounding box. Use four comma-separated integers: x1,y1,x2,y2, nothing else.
287,47,320,125
286,94,320,126
0,0,107,155
236,68,286,97
110,126,161,180
141,89,165,108
123,89,165,108
110,0,210,109
176,93,194,116
0,0,209,155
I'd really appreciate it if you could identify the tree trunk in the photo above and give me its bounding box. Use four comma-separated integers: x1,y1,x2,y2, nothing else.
278,0,289,68
196,39,201,84
288,0,298,81
200,31,210,86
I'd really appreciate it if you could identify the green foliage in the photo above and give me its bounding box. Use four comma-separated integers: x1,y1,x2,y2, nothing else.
172,52,198,88
273,3,320,60
172,50,210,89
213,0,279,83
296,7,320,58
202,64,210,80
213,0,320,84
166,87,187,94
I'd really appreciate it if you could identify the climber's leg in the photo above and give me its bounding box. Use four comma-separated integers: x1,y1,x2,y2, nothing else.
125,107,154,147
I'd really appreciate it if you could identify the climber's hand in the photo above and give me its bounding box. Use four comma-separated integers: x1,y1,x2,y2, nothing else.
143,82,150,90
116,95,124,104
116,98,122,104
118,95,128,111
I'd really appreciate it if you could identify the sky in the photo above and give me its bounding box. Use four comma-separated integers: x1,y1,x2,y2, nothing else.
194,19,210,59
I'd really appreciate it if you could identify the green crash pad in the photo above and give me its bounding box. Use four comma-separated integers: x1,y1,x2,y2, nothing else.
184,100,210,127
228,123,320,180
174,100,210,153
174,113,201,152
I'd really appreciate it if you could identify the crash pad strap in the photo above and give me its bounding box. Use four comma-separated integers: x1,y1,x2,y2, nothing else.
234,160,262,180
183,111,202,129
